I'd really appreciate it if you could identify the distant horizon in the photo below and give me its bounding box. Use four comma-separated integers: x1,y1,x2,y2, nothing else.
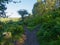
5,0,37,18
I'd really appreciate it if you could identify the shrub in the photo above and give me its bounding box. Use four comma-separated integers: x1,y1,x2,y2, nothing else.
37,8,60,45
0,21,24,45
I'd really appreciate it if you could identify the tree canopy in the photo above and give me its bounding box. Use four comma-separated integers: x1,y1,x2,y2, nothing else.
32,0,58,15
18,9,28,21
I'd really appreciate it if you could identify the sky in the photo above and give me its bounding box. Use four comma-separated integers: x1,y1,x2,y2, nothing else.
6,0,37,18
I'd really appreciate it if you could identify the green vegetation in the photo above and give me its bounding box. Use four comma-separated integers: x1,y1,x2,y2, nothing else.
24,1,60,45
0,0,60,45
37,7,60,45
0,19,24,45
24,15,41,31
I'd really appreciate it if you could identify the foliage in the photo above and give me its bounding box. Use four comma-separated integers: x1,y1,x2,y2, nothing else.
0,21,5,42
0,20,24,45
18,9,28,21
0,0,20,18
32,0,56,16
23,2,60,44
32,2,45,15
0,0,12,18
49,40,60,45
37,7,60,45
24,14,41,31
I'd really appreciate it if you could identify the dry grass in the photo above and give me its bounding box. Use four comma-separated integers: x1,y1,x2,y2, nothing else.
0,18,21,22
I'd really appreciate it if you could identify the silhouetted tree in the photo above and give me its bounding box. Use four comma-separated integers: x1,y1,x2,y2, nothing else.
18,9,28,21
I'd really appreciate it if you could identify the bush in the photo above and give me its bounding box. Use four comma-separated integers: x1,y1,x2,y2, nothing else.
37,8,60,45
0,21,24,45
49,40,60,45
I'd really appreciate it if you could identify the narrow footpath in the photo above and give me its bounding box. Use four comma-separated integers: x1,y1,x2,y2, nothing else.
23,25,40,45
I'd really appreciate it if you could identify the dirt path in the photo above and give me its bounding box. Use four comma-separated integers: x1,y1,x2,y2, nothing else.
23,25,40,45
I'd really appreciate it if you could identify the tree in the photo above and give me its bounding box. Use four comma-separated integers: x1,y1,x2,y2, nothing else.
18,9,28,21
37,7,60,45
0,0,21,18
44,0,56,9
0,0,12,18
32,2,45,15
32,0,56,15
0,3,7,17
